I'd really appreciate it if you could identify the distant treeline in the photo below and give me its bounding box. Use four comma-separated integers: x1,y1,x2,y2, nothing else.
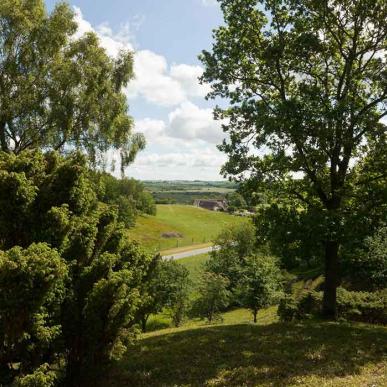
153,191,226,205
143,180,238,192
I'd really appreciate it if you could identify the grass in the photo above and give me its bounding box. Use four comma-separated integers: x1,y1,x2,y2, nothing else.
178,253,209,291
129,204,248,252
107,319,387,387
105,252,387,386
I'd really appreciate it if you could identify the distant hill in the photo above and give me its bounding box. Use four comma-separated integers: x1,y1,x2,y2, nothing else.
142,180,238,205
128,204,248,252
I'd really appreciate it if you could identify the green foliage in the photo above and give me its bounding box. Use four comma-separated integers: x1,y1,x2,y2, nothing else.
0,150,155,386
0,0,144,170
237,255,283,322
16,363,58,387
192,272,230,322
226,192,247,212
95,172,156,227
278,288,387,325
0,243,67,384
138,259,190,330
344,226,387,290
200,0,387,316
207,222,257,293
254,204,324,269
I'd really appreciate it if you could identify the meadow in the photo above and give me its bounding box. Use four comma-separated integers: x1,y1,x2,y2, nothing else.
105,253,387,386
128,204,248,252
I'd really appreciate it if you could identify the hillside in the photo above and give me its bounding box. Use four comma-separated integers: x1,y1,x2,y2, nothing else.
107,316,387,387
128,205,248,252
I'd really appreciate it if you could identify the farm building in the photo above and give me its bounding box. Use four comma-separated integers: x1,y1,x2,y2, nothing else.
193,199,228,211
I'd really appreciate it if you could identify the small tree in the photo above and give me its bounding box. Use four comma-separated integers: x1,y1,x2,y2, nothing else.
138,259,190,331
207,222,256,292
193,272,230,323
237,255,282,323
167,262,191,327
226,192,247,212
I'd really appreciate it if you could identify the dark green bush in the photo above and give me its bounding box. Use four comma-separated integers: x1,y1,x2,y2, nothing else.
278,288,387,324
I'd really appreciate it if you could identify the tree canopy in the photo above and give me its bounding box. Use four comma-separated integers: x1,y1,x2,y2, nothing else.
0,0,144,170
200,0,387,317
0,150,155,386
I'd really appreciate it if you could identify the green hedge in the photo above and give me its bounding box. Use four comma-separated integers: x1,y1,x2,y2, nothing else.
278,288,387,324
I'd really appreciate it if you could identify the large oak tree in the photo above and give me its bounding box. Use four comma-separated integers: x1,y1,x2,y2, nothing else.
200,0,387,317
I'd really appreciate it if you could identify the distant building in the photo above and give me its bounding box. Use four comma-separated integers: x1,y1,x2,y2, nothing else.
193,199,228,211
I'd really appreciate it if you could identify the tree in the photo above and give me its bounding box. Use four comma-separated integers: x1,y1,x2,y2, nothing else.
138,259,190,331
207,222,256,292
193,272,230,322
0,150,155,386
0,0,144,170
237,255,282,322
200,0,387,317
226,191,247,212
166,262,191,327
94,172,156,228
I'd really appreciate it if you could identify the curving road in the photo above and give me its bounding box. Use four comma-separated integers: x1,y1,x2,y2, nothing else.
162,245,219,260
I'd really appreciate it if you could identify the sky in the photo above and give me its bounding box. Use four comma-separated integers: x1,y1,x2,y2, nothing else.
45,0,227,180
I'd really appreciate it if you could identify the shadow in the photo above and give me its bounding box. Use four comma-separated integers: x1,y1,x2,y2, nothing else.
106,321,387,386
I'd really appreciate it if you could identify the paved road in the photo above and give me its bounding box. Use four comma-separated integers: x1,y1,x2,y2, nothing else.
162,245,218,260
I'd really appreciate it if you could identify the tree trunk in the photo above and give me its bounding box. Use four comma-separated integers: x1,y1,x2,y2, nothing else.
0,121,9,152
141,315,149,332
253,309,258,323
322,240,339,319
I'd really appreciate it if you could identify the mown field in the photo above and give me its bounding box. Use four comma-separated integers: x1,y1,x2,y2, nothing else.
129,205,248,252
104,253,387,387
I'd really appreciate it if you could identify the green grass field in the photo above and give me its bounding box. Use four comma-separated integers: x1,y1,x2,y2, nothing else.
129,205,248,252
108,317,387,387
105,253,387,387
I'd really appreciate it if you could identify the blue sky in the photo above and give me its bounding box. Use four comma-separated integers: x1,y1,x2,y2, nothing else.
45,0,227,180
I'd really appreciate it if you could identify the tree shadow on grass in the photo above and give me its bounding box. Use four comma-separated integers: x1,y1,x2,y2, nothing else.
107,322,387,386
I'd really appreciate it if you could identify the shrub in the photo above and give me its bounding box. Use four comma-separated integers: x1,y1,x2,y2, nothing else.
0,151,156,386
278,288,387,324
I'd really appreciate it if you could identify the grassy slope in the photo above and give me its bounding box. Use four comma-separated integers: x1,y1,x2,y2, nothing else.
106,254,387,387
129,205,248,252
109,319,387,387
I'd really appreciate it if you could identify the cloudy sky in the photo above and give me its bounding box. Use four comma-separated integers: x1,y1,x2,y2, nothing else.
45,0,227,180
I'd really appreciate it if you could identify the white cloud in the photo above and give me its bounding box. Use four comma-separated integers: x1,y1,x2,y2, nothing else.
170,64,211,98
167,102,223,143
73,7,211,108
127,54,210,107
126,50,186,106
73,6,227,180
73,7,134,57
135,118,166,138
135,149,225,168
